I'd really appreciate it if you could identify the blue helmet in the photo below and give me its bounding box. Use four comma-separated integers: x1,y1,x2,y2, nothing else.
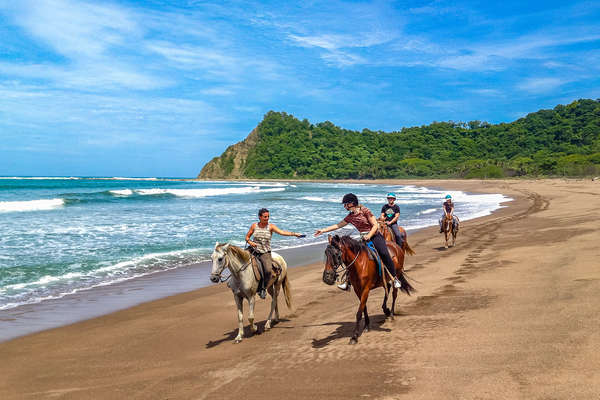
445,194,452,199
386,192,396,199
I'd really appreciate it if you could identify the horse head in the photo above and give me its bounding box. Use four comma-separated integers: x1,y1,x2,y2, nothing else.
210,242,230,283
323,235,343,285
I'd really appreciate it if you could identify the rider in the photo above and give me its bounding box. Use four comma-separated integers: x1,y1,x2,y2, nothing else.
314,193,402,291
439,194,459,233
380,192,404,248
245,208,303,299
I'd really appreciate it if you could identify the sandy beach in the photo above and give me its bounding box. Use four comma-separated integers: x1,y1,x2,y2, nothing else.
1,179,599,399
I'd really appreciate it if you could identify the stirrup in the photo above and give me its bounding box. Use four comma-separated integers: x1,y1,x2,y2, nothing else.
393,279,402,289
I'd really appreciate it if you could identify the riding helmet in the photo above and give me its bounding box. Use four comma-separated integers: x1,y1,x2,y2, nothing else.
342,193,359,206
445,194,452,199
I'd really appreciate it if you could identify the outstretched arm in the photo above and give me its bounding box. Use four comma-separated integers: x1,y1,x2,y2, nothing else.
271,224,302,237
314,219,348,237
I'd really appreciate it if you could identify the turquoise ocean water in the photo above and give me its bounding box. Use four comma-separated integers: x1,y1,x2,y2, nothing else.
0,177,511,311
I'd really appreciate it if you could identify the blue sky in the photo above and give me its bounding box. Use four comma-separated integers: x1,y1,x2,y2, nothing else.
1,0,599,177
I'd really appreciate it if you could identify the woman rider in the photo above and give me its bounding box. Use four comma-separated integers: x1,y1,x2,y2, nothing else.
246,208,303,299
380,192,404,248
439,194,459,232
314,193,402,290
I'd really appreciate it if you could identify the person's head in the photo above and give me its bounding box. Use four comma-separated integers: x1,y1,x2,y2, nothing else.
342,193,359,210
258,208,270,222
445,194,452,202
386,192,396,204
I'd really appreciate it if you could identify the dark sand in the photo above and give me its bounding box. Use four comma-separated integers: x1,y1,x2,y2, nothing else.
1,179,599,399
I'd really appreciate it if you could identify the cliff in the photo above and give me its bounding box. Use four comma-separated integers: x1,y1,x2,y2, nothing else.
197,128,259,179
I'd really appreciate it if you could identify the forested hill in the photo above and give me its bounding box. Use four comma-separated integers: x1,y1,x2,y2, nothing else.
198,99,600,179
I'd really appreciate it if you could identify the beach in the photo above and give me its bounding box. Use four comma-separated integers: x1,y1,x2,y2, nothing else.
1,178,599,399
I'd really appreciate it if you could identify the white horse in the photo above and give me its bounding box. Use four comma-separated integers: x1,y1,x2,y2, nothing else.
210,242,293,343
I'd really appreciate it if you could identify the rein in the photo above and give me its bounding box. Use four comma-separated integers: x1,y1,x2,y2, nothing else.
213,251,253,283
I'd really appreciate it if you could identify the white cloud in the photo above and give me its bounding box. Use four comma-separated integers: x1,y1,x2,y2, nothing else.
517,77,570,93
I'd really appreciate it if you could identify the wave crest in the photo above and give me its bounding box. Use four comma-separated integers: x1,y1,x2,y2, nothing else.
0,199,65,213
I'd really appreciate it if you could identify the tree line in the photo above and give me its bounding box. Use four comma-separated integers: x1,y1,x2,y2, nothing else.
235,99,600,179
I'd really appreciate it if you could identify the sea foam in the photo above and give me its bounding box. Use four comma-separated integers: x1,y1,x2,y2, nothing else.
0,198,65,213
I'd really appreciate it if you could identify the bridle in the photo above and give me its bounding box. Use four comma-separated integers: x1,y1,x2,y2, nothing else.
210,247,253,283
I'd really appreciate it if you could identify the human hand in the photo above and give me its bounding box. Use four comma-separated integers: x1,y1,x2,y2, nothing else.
362,235,370,241
296,233,306,238
314,229,322,237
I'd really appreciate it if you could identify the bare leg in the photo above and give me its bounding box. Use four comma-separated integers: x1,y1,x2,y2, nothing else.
233,294,244,343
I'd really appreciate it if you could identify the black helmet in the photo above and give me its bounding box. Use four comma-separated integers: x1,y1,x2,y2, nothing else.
342,193,359,206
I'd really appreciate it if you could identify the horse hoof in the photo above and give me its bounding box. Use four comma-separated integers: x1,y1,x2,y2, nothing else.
364,326,370,333
234,338,242,344
384,309,391,317
349,337,358,345
265,322,271,331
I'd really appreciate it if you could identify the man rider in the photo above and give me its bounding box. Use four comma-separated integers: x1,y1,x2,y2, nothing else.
380,192,405,248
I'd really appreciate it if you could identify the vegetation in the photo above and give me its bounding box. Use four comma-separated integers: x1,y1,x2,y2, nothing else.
236,99,600,179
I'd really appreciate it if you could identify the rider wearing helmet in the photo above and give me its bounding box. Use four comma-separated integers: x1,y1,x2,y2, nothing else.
439,194,458,233
380,192,404,248
314,193,402,291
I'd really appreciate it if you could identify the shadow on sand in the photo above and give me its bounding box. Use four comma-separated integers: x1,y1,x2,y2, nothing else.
310,315,391,348
205,318,291,348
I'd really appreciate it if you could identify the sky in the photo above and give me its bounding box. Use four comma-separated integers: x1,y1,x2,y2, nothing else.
1,0,599,177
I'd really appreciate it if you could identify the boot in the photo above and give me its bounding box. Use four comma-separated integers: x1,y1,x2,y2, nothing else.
258,281,267,299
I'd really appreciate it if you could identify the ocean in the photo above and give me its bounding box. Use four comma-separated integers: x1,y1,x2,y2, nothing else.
0,177,511,316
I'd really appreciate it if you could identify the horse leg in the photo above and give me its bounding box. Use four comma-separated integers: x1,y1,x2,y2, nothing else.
265,283,278,331
233,294,244,343
273,282,281,322
444,228,449,248
390,287,398,320
248,295,257,335
382,285,391,317
363,305,370,333
350,288,370,344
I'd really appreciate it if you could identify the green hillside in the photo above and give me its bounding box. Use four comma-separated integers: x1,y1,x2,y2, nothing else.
200,99,600,179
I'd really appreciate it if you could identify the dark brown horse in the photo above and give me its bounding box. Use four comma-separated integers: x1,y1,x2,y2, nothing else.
323,235,415,344
376,219,416,256
442,214,458,248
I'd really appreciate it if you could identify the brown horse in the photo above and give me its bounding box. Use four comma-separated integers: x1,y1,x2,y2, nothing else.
322,235,415,344
442,214,458,248
376,219,416,256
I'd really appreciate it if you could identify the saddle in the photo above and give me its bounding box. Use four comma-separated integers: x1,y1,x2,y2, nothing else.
365,241,383,277
250,256,282,283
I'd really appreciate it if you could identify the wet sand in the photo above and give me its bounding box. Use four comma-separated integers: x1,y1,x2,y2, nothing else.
1,179,599,399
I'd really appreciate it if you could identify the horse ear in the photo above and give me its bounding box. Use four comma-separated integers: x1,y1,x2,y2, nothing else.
222,243,230,251
214,241,220,249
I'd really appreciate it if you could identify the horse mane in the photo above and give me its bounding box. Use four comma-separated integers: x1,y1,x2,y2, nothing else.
339,235,366,254
226,244,251,262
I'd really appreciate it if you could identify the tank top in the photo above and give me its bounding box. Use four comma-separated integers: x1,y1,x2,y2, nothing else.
253,224,272,253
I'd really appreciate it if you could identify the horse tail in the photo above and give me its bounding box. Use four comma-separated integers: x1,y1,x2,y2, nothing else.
403,241,416,256
282,274,293,309
397,270,415,296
